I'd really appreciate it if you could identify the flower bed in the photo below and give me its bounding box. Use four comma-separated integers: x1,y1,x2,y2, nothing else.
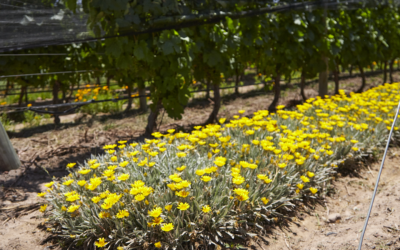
39,83,400,249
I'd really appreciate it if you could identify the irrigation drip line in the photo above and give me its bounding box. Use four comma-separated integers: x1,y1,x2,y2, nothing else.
0,83,120,95
357,99,400,250
29,102,89,115
0,0,377,53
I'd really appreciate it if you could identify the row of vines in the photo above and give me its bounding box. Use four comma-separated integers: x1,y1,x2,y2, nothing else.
1,1,400,135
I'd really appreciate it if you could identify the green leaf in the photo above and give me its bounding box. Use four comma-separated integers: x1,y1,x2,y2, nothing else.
225,17,235,31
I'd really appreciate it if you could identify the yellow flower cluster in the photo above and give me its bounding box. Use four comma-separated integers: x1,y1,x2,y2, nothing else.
39,83,400,249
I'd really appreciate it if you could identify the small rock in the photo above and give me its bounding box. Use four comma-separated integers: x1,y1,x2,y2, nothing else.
386,241,393,246
353,206,360,211
328,213,341,223
345,216,354,221
326,232,337,236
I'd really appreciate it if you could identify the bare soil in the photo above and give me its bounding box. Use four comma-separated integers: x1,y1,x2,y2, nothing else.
0,71,399,250
257,148,400,250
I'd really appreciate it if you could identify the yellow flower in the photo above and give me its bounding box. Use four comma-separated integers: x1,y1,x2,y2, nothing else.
117,246,124,250
63,179,74,186
88,159,98,165
39,204,48,213
350,139,358,143
232,176,245,185
37,192,46,197
107,149,116,154
99,211,110,218
66,194,80,202
352,147,359,151
67,205,80,213
78,169,91,175
103,169,115,177
176,152,186,158
261,197,269,205
61,206,67,211
237,194,249,201
165,204,173,211
300,176,310,183
44,182,54,188
297,183,304,189
257,174,267,180
116,209,129,218
91,196,102,203
129,151,139,157
118,174,130,181
307,171,315,178
278,163,287,169
177,202,190,211
169,173,182,183
201,176,212,182
154,242,162,248
175,190,190,197
313,154,320,160
78,180,87,186
245,130,255,135
161,223,174,232
94,238,107,248
111,156,117,162
219,118,226,124
310,187,318,194
167,129,175,134
135,194,145,201
66,163,76,168
196,169,205,176
101,202,113,210
90,163,101,169
202,205,211,213
152,217,164,226
177,165,186,171
238,110,245,114
120,161,129,167
148,207,163,218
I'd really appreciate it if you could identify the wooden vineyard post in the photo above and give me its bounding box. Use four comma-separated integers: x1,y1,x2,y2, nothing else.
0,121,21,171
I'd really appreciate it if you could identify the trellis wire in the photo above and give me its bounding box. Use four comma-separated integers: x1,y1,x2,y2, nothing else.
0,0,384,53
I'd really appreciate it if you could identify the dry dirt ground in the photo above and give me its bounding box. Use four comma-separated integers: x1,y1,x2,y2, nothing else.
0,72,399,250
259,148,400,250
